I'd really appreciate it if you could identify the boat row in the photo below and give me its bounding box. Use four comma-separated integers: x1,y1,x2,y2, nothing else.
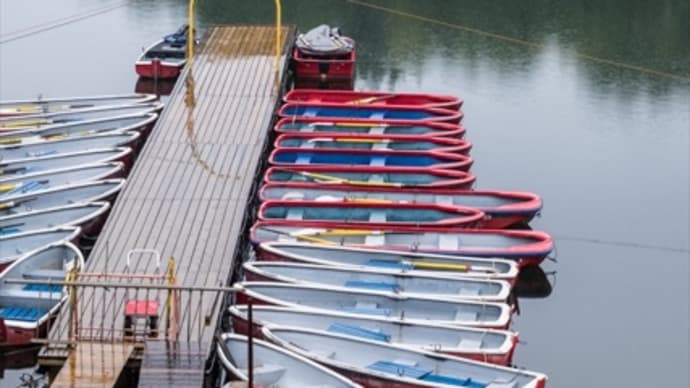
0,94,162,346
216,89,550,387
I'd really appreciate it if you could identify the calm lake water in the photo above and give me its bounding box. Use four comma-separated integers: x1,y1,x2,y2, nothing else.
1,0,688,387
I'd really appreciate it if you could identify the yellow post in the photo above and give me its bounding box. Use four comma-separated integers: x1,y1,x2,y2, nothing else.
166,257,177,339
187,0,195,72
273,0,282,95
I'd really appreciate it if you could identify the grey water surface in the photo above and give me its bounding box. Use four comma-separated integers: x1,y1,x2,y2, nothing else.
1,0,688,387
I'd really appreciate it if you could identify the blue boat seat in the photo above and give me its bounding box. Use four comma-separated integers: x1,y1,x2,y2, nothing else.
23,284,63,293
23,269,65,280
344,280,400,292
369,209,386,223
0,306,47,322
421,373,487,388
370,112,385,120
366,260,413,270
327,323,391,342
0,227,22,235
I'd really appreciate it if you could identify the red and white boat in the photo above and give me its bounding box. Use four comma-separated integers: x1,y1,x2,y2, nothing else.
135,25,190,79
274,117,467,139
0,242,83,346
284,89,463,110
293,25,356,82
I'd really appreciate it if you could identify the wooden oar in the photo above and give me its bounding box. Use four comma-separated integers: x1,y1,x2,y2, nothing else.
307,137,390,144
0,197,37,211
346,94,398,105
0,118,52,129
260,226,335,245
0,137,22,145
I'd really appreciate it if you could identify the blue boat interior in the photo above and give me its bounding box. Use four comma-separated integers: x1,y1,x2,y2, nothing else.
367,361,486,388
279,122,434,135
23,284,63,293
284,106,435,120
262,206,458,223
0,306,47,322
274,151,445,167
268,170,441,185
327,322,391,342
279,138,437,151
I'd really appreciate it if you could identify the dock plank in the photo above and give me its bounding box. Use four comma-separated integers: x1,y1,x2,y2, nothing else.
52,343,134,388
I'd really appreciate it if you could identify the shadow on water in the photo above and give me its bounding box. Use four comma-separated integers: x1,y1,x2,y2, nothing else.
514,265,554,299
134,77,176,97
0,346,45,387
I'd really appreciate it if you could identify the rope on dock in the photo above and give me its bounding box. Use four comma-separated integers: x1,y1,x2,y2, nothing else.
0,0,134,44
345,0,690,83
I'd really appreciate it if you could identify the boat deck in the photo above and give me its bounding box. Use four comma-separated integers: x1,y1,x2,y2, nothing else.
38,24,295,379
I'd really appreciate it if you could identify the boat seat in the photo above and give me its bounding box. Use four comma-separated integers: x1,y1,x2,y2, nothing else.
367,360,430,378
281,191,305,200
455,310,478,323
302,108,318,117
327,323,391,342
459,288,481,296
370,112,386,120
285,208,304,221
311,349,336,359
435,195,454,206
439,234,459,250
372,142,388,151
240,364,286,386
23,269,65,280
365,259,413,270
369,126,386,135
364,234,385,246
369,209,386,223
369,155,386,167
344,280,400,292
340,301,391,316
457,338,483,349
0,306,47,322
485,381,517,388
421,373,486,388
0,289,62,301
368,174,385,183
295,154,312,164
0,227,22,235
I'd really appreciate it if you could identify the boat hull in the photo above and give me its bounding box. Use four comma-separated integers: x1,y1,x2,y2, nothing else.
293,48,356,81
135,61,183,79
250,221,553,267
274,117,466,139
283,89,463,110
279,103,463,124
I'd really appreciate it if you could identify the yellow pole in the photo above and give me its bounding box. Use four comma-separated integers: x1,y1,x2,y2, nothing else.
187,0,195,71
273,0,282,95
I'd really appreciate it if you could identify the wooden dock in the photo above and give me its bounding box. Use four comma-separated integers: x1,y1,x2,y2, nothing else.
137,341,208,387
39,24,295,383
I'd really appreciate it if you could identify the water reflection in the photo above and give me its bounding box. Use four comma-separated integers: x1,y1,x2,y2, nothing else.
0,347,42,385
134,77,177,97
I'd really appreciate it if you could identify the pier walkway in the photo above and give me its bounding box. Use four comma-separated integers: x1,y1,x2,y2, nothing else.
38,24,295,386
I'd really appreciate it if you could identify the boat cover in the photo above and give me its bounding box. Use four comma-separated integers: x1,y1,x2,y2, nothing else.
296,25,354,56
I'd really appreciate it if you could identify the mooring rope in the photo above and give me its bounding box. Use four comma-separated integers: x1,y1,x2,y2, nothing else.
0,1,134,44
345,0,690,83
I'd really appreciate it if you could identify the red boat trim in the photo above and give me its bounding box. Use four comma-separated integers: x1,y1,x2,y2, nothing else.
279,102,464,124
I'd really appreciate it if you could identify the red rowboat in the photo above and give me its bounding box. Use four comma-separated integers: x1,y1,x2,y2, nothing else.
260,183,542,229
284,89,463,110
274,134,472,155
279,102,463,124
293,25,356,82
274,117,466,139
264,165,476,190
135,25,190,79
258,200,486,228
249,221,554,267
